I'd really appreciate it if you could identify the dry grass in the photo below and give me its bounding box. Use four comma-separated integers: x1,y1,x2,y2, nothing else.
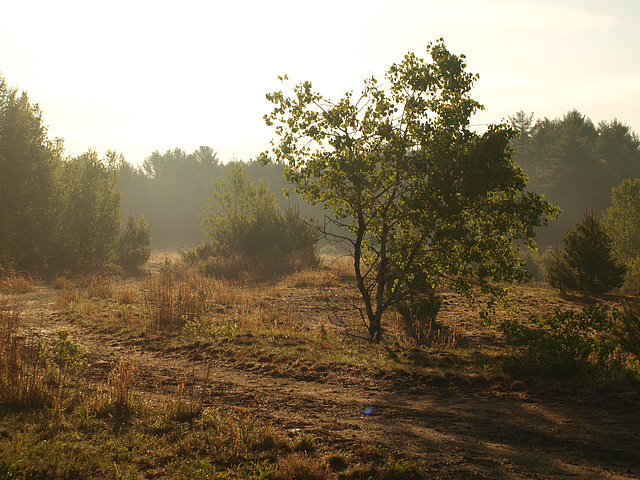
0,272,35,294
108,357,137,410
117,287,137,305
281,269,330,289
85,273,115,299
0,305,44,407
53,276,75,290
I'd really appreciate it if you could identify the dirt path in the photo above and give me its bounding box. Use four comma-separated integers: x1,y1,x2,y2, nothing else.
5,286,640,479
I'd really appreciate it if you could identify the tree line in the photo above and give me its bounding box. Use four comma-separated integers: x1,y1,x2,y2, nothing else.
509,109,640,247
118,151,325,250
0,75,149,273
3,39,640,345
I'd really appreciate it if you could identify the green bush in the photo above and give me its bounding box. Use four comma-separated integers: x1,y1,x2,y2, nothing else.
199,162,320,277
614,293,640,356
500,304,623,380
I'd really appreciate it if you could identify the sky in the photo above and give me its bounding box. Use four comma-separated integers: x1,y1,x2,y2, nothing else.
1,0,639,166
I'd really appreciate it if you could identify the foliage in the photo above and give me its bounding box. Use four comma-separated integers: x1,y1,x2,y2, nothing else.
118,213,152,271
1,75,128,272
604,178,640,292
543,244,575,296
500,305,626,380
54,150,123,270
1,304,87,410
614,293,640,356
563,209,625,296
264,40,556,341
394,268,443,344
39,329,89,407
200,162,319,276
0,75,64,270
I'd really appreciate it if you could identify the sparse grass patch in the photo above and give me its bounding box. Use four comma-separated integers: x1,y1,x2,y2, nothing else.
0,397,299,479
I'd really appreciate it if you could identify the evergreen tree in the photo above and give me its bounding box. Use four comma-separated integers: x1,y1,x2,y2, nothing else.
118,213,152,271
563,210,625,296
55,151,122,270
0,75,63,269
544,244,575,296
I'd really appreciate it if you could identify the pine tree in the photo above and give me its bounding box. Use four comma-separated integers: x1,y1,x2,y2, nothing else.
118,213,152,271
563,209,625,296
544,244,575,296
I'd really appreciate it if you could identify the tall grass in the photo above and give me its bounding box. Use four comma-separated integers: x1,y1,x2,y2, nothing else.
0,305,44,407
108,357,137,410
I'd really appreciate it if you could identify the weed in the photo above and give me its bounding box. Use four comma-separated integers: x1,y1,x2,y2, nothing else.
39,329,89,408
117,287,137,305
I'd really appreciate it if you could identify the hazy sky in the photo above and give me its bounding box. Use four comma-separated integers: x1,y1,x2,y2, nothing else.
1,0,638,165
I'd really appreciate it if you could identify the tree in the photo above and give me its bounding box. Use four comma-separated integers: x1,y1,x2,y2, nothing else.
596,120,640,186
133,147,221,248
509,111,640,248
0,75,63,269
543,244,575,296
118,213,152,271
604,178,640,263
55,150,122,270
604,178,640,292
563,209,625,296
264,40,556,342
201,161,281,259
200,162,319,270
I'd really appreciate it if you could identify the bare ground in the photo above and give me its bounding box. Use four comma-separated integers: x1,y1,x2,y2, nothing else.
5,278,640,480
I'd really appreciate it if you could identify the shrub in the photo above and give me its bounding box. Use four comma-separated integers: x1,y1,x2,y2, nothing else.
500,304,622,379
396,286,443,345
614,293,640,356
39,329,89,407
200,162,320,278
118,213,152,271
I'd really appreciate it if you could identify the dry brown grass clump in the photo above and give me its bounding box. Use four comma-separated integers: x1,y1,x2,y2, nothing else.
281,269,330,289
108,357,137,410
117,287,137,305
0,272,35,294
85,273,115,299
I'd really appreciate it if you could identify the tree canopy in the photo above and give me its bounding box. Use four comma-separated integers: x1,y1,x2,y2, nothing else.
264,40,557,342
